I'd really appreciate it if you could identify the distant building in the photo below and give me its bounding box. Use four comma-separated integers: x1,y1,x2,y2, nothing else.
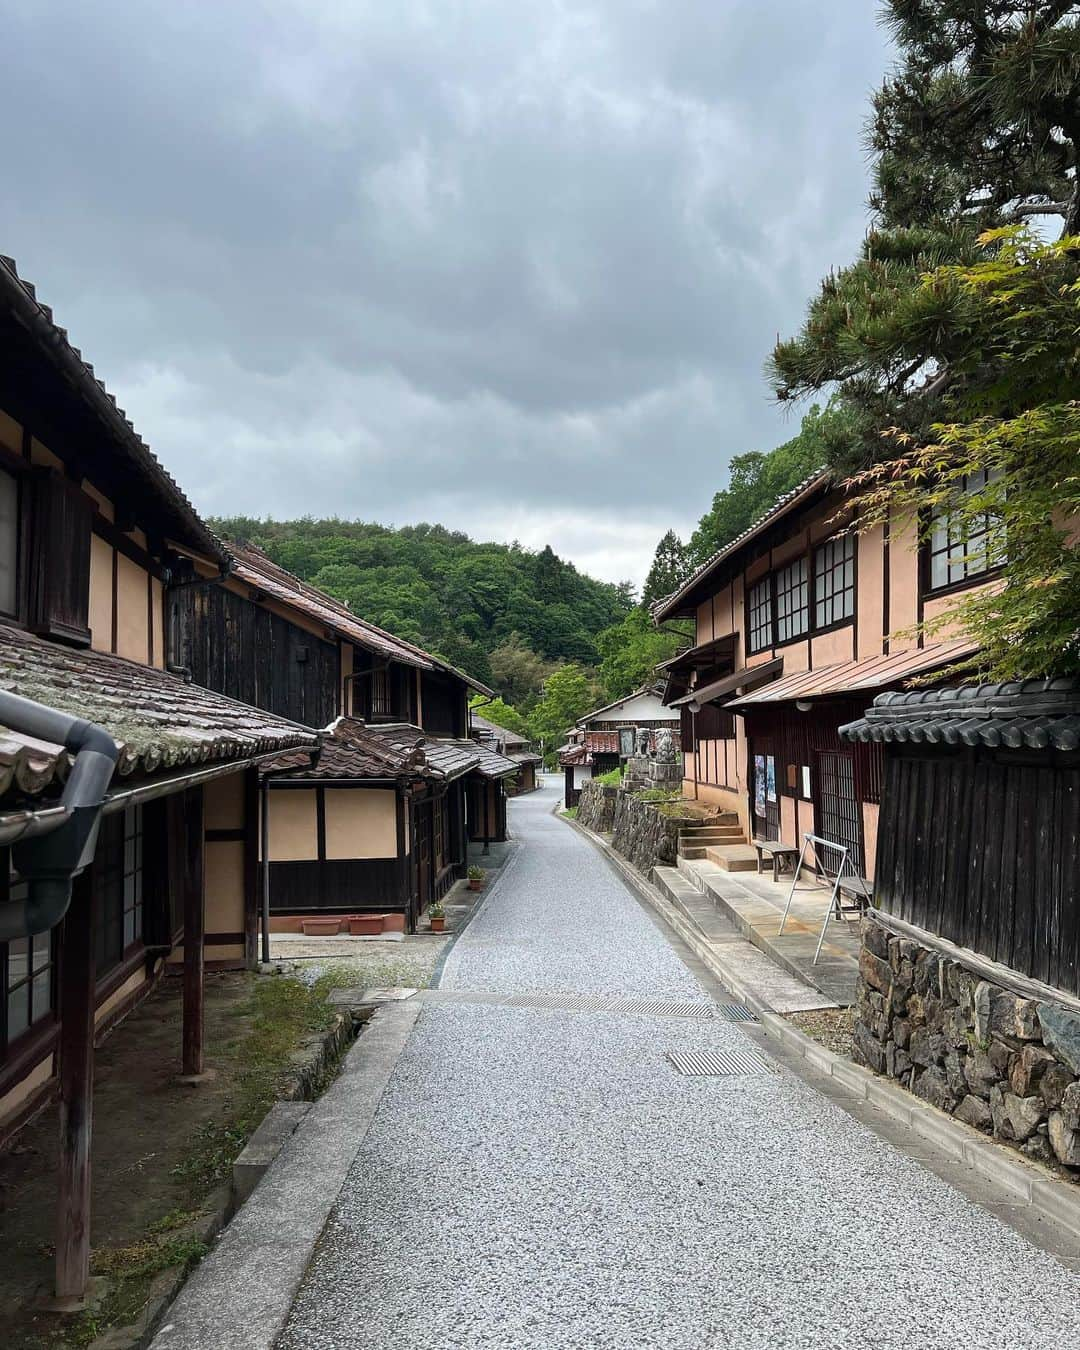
557,685,680,808
469,711,542,794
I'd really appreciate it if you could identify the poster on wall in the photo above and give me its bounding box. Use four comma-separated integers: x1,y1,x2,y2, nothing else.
754,755,766,814
766,755,777,803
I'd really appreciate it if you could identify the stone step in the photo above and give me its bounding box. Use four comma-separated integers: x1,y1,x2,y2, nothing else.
678,828,745,846
677,841,746,861
704,843,760,871
652,867,737,945
679,814,738,834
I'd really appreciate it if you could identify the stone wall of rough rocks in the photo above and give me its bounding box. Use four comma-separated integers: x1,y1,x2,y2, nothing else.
854,914,1080,1175
576,780,618,834
610,791,686,876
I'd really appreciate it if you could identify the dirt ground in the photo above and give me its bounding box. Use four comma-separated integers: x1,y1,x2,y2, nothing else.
0,930,449,1350
785,1006,855,1057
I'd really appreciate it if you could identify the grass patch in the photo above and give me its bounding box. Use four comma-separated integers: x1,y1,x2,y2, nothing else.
593,766,622,786
172,974,343,1193
562,807,578,819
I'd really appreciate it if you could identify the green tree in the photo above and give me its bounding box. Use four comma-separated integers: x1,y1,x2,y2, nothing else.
686,403,850,565
528,665,599,752
595,607,688,701
487,634,558,710
641,530,689,610
469,695,531,739
771,3,1080,469
843,228,1080,679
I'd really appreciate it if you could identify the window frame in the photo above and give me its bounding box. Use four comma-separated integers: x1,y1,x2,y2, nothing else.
774,555,809,645
922,469,1004,597
95,805,145,977
1,862,56,1054
812,534,856,633
746,576,774,655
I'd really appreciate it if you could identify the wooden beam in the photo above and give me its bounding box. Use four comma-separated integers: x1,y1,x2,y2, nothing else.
55,870,96,1303
181,787,205,1077
242,766,259,971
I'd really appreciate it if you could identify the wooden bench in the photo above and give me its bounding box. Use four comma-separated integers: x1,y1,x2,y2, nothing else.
751,838,801,883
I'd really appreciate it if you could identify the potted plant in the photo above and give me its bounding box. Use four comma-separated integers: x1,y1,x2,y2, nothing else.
301,916,340,937
467,865,484,892
429,900,446,933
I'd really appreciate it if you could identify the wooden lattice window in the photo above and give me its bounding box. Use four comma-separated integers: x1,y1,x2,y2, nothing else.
813,535,854,629
747,577,773,654
2,857,54,1050
95,806,144,974
775,557,809,643
927,469,1002,591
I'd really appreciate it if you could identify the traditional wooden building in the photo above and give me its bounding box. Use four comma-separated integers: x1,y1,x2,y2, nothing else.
171,544,518,931
653,469,991,879
0,256,318,1301
469,712,542,794
558,685,680,809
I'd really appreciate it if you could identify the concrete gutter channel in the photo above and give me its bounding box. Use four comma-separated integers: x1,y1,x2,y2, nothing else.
559,808,1080,1260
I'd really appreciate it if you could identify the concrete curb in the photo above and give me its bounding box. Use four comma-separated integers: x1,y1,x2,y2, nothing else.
557,808,1080,1247
149,1000,421,1350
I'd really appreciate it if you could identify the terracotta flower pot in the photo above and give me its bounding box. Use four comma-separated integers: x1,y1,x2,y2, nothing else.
430,916,446,933
301,917,341,937
348,915,383,936
468,878,483,891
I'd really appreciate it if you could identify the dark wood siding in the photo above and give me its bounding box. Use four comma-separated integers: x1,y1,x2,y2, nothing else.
420,671,466,737
875,748,1080,997
269,858,402,914
26,471,93,646
171,584,338,728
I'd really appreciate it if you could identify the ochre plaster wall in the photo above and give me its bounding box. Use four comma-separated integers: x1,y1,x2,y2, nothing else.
267,791,318,861
324,789,397,860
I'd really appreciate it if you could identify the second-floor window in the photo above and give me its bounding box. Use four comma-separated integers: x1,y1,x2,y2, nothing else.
775,557,809,643
370,666,392,719
927,469,1001,591
814,534,855,629
748,578,773,654
0,466,18,617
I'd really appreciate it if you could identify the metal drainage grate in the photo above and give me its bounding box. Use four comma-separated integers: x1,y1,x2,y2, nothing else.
714,1003,758,1023
505,993,718,1019
666,1048,775,1077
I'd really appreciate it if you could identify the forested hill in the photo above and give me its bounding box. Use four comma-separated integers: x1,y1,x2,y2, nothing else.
210,517,632,688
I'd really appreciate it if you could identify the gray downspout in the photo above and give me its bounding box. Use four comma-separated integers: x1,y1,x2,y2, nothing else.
0,691,118,940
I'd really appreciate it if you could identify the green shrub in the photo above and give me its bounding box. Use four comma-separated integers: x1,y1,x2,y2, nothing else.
594,766,623,786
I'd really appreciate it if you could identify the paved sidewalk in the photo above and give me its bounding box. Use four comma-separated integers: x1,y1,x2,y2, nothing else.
276,781,1080,1349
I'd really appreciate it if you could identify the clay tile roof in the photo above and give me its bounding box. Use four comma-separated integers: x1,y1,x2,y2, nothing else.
840,677,1080,752
263,716,434,780
363,724,481,780
584,731,620,754
469,712,529,748
0,623,318,801
0,256,224,562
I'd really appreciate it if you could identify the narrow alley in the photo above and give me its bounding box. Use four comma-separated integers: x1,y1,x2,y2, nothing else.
270,781,1079,1349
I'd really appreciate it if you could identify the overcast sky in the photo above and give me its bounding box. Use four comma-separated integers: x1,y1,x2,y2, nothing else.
4,2,890,588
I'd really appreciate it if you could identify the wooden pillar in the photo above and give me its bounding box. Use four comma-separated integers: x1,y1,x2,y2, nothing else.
482,780,490,855
242,766,259,971
181,787,205,1078
55,869,96,1303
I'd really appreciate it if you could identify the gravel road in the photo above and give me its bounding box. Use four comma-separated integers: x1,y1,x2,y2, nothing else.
277,779,1080,1350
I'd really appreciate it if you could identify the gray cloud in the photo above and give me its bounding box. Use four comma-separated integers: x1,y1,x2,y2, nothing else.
2,1,889,583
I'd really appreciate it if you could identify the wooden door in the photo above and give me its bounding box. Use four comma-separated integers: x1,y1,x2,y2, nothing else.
749,740,779,841
415,801,433,920
813,748,863,874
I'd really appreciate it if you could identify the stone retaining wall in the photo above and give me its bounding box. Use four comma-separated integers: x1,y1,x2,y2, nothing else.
854,914,1080,1175
610,791,686,876
576,780,619,833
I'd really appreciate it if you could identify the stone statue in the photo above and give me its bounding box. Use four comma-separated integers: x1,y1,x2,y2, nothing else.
655,728,677,763
635,726,650,756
